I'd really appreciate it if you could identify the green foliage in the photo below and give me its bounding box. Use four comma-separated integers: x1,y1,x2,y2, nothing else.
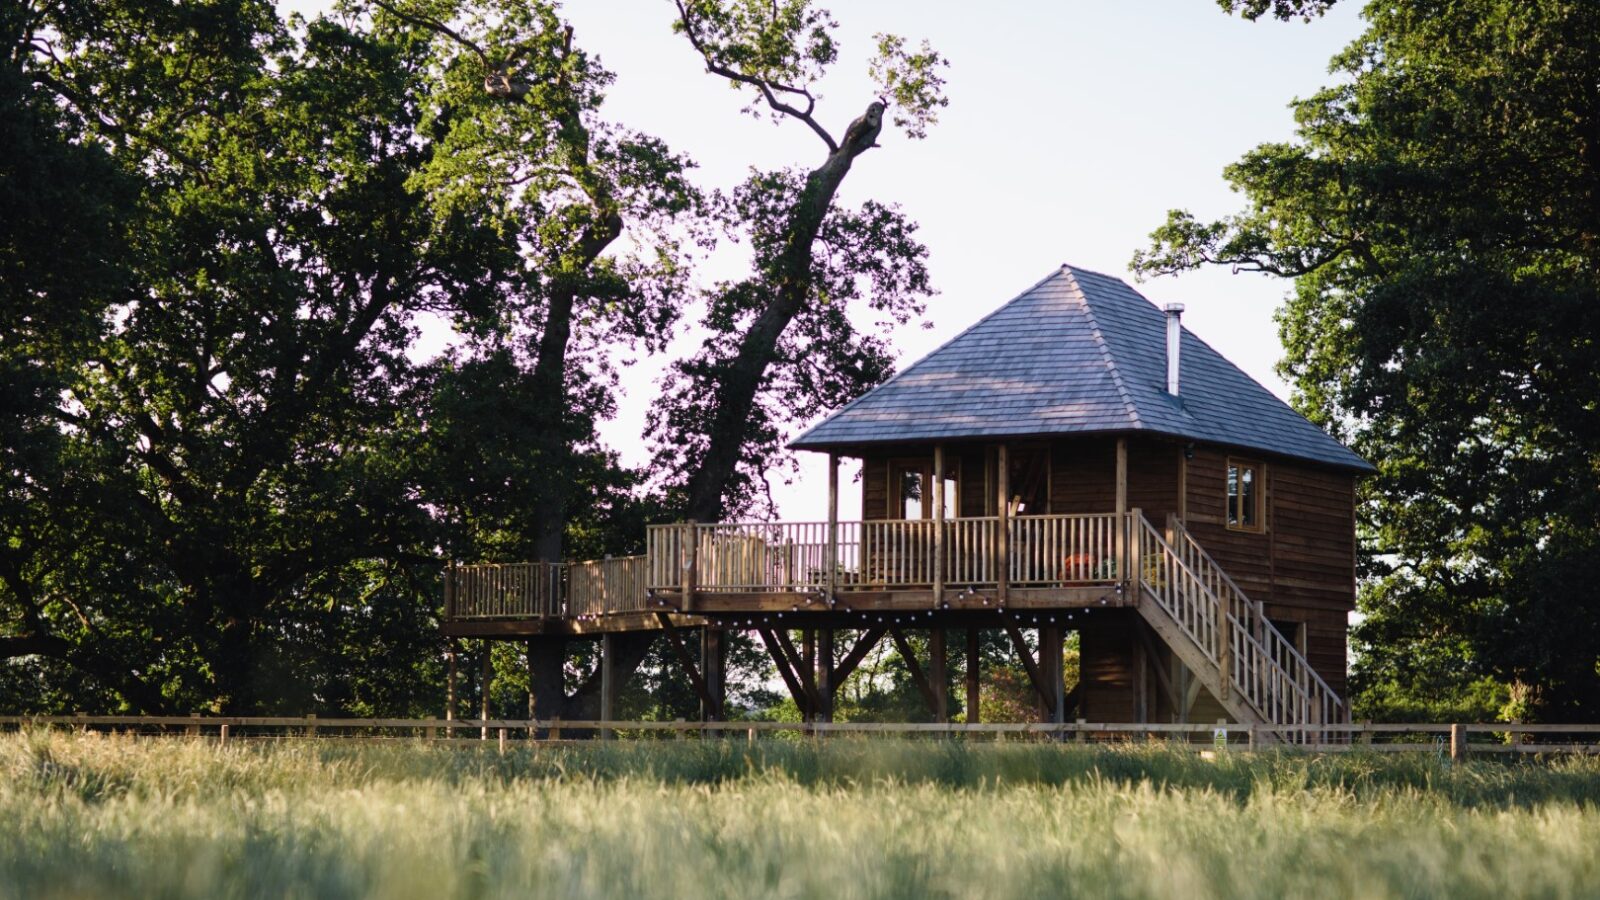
1217,0,1339,21
1137,0,1600,718
868,33,949,140
6,733,1600,898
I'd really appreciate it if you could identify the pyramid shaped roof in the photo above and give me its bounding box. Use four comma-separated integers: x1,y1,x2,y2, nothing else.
789,264,1373,473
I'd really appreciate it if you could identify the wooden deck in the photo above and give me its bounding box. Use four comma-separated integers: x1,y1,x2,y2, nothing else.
444,510,1347,738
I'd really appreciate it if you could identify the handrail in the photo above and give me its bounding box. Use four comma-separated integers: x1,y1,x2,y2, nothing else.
1169,518,1346,727
645,515,1127,594
1133,514,1347,739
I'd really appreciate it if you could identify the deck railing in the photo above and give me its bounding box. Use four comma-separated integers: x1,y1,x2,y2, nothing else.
1010,513,1121,585
447,562,563,619
568,556,649,617
446,557,646,620
643,514,1129,593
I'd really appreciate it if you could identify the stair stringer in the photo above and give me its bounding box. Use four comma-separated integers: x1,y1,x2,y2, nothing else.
1133,590,1270,732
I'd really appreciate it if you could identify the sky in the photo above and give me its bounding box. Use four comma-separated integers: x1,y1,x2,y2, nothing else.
290,0,1370,522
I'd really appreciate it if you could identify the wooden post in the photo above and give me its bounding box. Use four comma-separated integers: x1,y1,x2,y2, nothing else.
1039,626,1064,726
996,443,1010,605
1116,440,1130,582
1115,438,1128,514
1176,449,1188,523
445,639,458,723
444,561,456,620
933,444,946,608
681,521,699,611
1360,719,1373,746
826,454,839,602
965,628,981,725
1450,723,1466,762
929,627,948,724
701,626,726,724
600,633,617,741
480,645,492,740
1134,624,1148,724
219,723,230,746
816,628,835,723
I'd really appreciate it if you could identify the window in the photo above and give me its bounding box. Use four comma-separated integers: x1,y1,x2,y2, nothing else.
1226,459,1263,531
890,458,959,520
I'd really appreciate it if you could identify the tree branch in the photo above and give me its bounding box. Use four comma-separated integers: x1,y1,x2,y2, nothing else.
673,1,839,153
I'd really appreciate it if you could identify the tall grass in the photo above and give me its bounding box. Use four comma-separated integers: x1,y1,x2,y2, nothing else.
2,731,1598,899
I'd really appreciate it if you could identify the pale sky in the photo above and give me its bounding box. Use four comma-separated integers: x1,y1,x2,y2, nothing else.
289,0,1369,522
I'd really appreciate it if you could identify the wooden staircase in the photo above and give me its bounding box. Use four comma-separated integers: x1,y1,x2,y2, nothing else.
1129,512,1346,743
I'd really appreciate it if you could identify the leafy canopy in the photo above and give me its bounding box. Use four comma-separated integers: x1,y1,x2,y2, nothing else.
1136,0,1600,718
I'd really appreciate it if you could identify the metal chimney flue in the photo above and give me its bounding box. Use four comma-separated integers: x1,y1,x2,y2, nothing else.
1164,303,1185,396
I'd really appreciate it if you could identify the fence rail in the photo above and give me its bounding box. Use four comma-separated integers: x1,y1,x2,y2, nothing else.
4,716,1599,753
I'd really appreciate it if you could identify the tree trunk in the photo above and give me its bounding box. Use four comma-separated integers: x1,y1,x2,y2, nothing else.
682,101,884,522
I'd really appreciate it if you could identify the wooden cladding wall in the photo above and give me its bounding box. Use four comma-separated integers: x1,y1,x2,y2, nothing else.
1182,445,1356,697
863,456,889,520
1048,438,1116,515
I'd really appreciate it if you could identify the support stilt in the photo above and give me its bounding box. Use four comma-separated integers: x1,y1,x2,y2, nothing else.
930,627,948,724
600,633,618,740
966,628,981,725
445,639,458,724
480,643,493,740
816,628,835,723
1039,625,1064,726
701,626,726,723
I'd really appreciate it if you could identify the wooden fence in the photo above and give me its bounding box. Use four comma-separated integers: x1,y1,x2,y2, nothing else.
4,716,1598,755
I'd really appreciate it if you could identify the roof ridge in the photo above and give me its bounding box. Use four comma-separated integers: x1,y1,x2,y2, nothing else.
788,266,1075,446
1064,266,1143,429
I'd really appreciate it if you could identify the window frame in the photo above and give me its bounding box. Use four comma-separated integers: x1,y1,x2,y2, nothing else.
1225,457,1266,533
887,456,960,520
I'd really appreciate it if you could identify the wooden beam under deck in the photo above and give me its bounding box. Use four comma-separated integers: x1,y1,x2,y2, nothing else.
442,612,707,637
646,585,1124,614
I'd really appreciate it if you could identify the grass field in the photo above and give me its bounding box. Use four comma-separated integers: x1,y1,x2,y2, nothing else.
3,732,1599,899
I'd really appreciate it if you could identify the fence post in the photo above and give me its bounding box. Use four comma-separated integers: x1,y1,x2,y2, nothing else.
1075,717,1087,744
1510,720,1523,752
219,723,230,747
306,714,318,739
1449,723,1466,762
187,713,201,738
1360,719,1373,746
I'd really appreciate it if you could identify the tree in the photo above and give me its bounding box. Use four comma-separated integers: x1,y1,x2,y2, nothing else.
2,0,522,713
650,0,948,520
377,0,699,563
1135,0,1600,718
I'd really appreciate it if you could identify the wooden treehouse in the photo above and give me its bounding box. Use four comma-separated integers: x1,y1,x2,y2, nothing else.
443,265,1373,740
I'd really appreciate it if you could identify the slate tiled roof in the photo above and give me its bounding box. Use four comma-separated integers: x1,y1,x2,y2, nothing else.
788,264,1374,473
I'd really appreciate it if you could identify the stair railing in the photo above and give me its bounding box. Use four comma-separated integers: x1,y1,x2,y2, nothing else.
1166,517,1347,733
1130,512,1345,741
